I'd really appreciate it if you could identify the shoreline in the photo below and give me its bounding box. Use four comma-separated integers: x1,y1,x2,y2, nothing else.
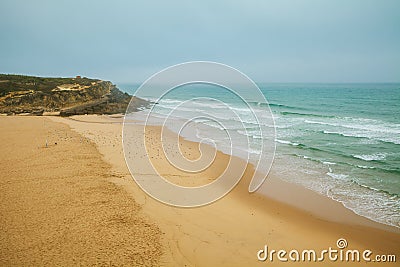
2,114,397,265
69,114,399,231
51,114,399,266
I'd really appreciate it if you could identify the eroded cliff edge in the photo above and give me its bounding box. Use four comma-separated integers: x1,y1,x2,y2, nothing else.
0,74,148,116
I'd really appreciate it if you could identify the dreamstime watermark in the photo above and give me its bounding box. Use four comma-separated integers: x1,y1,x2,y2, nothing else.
122,61,276,207
257,238,397,263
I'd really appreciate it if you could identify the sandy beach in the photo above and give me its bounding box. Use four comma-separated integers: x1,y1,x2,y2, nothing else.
1,115,399,266
2,0,399,265
0,116,161,266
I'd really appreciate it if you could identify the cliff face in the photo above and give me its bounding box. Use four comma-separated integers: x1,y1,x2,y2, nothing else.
0,74,147,116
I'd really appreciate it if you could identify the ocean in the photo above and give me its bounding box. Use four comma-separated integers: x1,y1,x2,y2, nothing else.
119,82,400,228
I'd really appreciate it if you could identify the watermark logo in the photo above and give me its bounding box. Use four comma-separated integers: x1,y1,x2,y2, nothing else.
122,61,276,207
257,238,396,263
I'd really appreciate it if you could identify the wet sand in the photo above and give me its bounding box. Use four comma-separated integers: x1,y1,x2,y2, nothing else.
55,115,399,266
1,115,399,266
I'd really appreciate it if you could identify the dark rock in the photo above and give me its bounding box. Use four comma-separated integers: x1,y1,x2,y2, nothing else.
0,74,150,116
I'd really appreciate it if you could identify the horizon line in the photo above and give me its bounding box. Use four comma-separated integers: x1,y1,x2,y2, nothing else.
1,73,399,85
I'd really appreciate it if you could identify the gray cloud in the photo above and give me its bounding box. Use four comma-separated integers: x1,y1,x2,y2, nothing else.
0,0,399,83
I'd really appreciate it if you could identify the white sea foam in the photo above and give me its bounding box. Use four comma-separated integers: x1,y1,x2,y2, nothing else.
275,139,300,146
327,172,349,180
353,153,387,161
130,90,400,228
357,165,375,169
322,161,336,165
306,118,400,145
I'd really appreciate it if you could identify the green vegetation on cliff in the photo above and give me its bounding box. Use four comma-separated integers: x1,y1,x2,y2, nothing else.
0,74,148,115
0,74,98,97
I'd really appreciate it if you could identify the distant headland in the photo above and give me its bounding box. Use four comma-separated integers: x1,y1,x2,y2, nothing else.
0,74,148,116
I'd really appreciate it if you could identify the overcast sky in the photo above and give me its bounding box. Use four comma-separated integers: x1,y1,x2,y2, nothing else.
0,0,399,83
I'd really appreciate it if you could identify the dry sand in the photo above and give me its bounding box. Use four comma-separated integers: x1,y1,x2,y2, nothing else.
1,115,399,266
0,116,161,266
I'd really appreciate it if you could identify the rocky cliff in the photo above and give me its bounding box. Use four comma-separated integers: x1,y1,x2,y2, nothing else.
0,74,148,116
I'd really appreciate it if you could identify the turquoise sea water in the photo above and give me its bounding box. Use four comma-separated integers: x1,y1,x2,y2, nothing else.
119,83,400,227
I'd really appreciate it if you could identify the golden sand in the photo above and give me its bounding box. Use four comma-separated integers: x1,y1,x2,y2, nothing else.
1,115,399,266
0,117,161,266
